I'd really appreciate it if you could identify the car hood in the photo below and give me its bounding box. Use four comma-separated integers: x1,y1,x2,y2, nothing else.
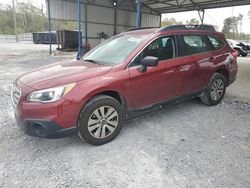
18,59,112,89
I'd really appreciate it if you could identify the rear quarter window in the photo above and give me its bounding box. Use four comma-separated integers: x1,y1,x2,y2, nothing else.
207,35,225,50
179,35,212,56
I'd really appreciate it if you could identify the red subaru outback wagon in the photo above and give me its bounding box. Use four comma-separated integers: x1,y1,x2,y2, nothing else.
11,25,238,145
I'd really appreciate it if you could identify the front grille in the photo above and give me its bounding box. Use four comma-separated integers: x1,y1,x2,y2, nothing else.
11,84,21,107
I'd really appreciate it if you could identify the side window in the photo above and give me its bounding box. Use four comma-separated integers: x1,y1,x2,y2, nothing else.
207,35,225,50
130,36,175,67
180,35,211,56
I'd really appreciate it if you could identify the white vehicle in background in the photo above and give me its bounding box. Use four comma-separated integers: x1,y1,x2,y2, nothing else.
227,39,249,57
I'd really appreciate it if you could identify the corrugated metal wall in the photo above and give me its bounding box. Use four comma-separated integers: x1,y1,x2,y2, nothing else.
47,0,160,47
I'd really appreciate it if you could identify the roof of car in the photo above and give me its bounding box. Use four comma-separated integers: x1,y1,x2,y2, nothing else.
124,28,160,35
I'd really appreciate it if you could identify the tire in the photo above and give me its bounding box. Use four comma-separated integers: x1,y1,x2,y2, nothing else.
200,73,226,106
78,95,125,145
240,52,248,57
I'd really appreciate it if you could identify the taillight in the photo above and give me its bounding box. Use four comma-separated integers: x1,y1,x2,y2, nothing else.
231,51,238,58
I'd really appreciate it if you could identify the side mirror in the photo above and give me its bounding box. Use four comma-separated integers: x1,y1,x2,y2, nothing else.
140,56,159,72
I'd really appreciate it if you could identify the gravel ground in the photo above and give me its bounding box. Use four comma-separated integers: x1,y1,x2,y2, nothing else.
226,57,250,102
0,43,250,188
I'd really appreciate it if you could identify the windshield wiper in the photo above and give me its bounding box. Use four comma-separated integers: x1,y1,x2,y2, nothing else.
83,59,97,63
83,59,103,65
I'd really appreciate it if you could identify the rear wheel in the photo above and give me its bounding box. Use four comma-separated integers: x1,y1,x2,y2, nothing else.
78,95,125,145
241,52,248,57
200,73,226,106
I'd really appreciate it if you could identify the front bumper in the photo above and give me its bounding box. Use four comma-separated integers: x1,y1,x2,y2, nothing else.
11,80,82,138
15,113,76,138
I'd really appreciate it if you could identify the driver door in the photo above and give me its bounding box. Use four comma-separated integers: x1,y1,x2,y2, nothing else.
128,36,184,109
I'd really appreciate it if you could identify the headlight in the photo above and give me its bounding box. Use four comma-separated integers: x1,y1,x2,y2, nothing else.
27,83,76,103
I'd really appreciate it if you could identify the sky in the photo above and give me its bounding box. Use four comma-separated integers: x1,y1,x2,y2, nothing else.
162,5,250,34
1,0,250,33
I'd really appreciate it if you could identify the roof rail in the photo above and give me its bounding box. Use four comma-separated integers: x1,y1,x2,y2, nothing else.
159,25,216,32
128,27,159,31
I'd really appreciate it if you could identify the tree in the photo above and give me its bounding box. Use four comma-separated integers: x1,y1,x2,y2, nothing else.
0,2,77,35
17,2,48,33
222,14,244,39
186,18,199,25
238,13,243,34
161,17,182,27
222,17,233,34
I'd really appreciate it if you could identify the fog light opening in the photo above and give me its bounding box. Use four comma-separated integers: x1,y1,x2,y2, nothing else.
31,123,47,138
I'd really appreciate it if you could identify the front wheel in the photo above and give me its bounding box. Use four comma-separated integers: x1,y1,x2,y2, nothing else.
78,95,125,145
200,73,226,106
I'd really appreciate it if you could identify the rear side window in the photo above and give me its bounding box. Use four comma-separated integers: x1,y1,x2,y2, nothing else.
207,35,225,50
179,35,212,56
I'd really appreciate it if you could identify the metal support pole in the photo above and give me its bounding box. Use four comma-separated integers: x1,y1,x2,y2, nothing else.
47,0,52,55
159,14,162,28
112,0,117,35
114,7,117,35
85,4,88,44
198,9,205,25
12,0,18,42
77,0,83,60
136,0,141,28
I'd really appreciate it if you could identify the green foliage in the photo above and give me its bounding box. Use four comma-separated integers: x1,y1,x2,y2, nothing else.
0,2,78,35
186,18,199,25
51,20,78,31
222,14,244,36
161,17,183,27
161,17,201,27
222,14,250,40
0,6,15,34
224,33,250,40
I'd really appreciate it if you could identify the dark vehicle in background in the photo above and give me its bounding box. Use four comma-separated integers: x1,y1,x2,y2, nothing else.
227,39,249,57
238,42,250,51
57,30,80,51
32,32,57,44
12,25,238,145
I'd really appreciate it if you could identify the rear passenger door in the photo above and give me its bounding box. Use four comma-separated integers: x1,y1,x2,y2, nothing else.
177,34,214,95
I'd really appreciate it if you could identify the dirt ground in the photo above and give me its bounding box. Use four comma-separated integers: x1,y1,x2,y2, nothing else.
0,43,250,188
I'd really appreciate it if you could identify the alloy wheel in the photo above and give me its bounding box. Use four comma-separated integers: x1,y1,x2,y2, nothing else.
87,106,119,139
210,79,224,101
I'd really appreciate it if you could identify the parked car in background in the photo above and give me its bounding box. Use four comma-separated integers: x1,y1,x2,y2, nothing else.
11,25,238,145
237,41,250,51
227,39,249,57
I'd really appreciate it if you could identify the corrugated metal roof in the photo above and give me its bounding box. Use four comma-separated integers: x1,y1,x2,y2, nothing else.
55,0,250,14
141,0,250,14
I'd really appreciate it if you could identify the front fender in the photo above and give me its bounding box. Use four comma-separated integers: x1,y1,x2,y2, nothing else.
68,69,131,124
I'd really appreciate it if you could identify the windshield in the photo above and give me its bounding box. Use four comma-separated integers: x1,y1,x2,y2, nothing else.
83,35,146,66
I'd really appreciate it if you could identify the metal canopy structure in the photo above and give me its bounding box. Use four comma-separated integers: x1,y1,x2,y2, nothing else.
142,0,250,14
